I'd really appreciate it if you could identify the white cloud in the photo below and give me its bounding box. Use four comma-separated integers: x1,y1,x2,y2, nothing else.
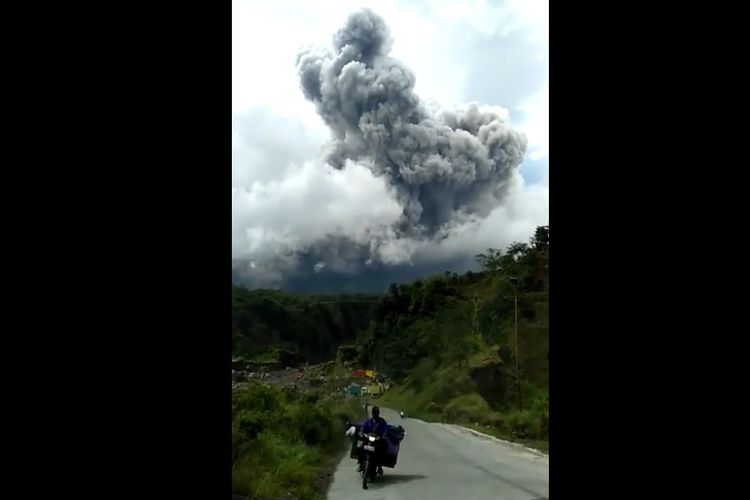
232,160,403,261
518,83,549,161
376,173,549,265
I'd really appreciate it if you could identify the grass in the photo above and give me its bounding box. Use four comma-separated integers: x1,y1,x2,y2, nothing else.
379,355,548,454
248,349,281,363
232,433,322,499
232,382,364,499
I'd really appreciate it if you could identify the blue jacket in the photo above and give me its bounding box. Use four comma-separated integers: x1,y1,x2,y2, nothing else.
361,416,388,437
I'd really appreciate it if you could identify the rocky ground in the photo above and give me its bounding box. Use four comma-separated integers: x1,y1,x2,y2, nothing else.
232,359,371,397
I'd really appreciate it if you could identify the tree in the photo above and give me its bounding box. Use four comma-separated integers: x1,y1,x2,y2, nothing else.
506,242,530,261
469,293,483,334
531,225,549,250
475,248,503,272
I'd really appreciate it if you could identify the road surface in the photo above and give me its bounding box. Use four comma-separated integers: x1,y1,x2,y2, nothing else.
327,408,548,500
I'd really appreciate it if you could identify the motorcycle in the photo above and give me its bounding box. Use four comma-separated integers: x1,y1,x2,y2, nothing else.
346,421,406,490
355,431,384,489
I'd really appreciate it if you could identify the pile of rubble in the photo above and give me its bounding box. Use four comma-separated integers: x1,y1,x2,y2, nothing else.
232,369,272,382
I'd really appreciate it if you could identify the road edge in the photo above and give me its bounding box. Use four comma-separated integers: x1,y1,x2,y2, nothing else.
443,423,549,459
390,408,548,459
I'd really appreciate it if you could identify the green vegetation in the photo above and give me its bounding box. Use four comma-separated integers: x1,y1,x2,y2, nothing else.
231,224,549,480
247,349,284,363
232,382,364,499
368,226,549,450
232,288,379,362
380,381,549,452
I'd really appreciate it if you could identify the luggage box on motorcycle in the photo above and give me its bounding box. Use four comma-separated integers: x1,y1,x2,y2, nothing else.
386,425,405,442
380,451,398,468
381,440,400,468
351,440,399,467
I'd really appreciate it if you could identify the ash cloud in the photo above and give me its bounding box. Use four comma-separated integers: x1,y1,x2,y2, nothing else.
232,8,541,292
296,8,527,237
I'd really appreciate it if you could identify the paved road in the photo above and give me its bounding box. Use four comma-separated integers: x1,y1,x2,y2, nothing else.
327,408,548,500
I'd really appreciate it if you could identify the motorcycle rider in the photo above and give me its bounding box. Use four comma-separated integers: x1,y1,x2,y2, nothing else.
348,406,383,435
362,406,387,436
360,406,387,476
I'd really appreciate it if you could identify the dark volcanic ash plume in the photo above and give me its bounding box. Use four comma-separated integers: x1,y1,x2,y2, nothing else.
296,8,528,237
